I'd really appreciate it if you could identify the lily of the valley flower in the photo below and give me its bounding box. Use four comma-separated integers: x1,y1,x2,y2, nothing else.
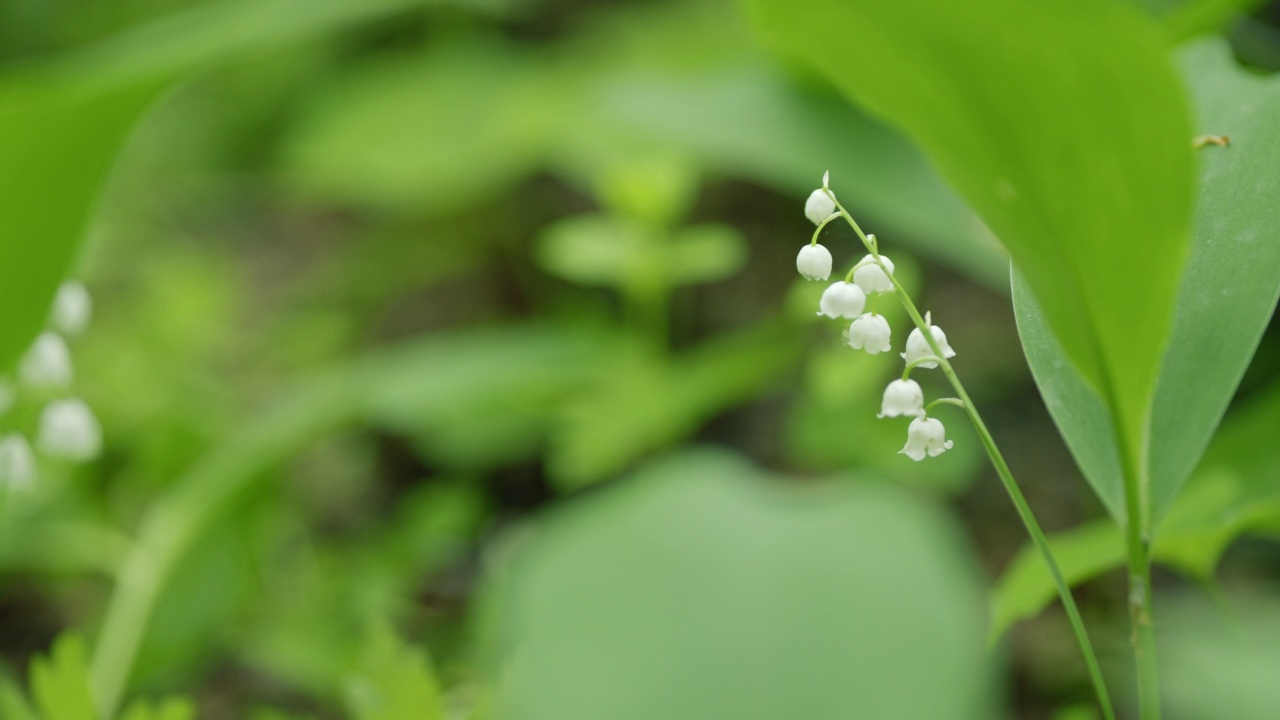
18,332,73,388
818,281,866,319
52,281,92,337
37,398,102,462
847,313,892,354
900,416,954,461
901,312,956,369
796,244,833,281
805,189,836,226
852,254,895,295
0,434,36,488
878,379,925,418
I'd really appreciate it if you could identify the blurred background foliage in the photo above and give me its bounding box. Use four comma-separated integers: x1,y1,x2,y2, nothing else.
0,0,1279,718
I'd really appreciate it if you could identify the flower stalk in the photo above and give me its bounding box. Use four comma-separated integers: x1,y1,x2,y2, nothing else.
816,190,1118,720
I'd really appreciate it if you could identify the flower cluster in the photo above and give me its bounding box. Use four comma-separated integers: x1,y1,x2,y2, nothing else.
797,175,958,461
0,281,103,488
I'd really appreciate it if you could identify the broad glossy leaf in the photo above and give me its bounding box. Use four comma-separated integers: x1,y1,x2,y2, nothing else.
485,451,996,720
1013,41,1280,521
749,0,1194,523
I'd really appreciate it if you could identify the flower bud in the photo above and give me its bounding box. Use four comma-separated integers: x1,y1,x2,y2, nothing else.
52,281,92,336
0,434,36,488
852,254,895,294
37,398,102,462
796,244,833,281
901,316,956,369
900,416,954,461
878,379,925,418
817,281,866,319
847,313,892,354
19,332,73,388
805,189,836,226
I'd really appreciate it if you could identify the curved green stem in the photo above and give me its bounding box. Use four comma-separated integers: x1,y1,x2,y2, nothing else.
833,202,1118,720
925,397,965,413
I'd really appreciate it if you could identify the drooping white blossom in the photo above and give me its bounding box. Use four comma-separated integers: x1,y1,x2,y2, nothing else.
900,416,954,461
805,189,836,226
18,332,74,388
51,281,93,336
37,398,102,462
878,379,925,419
818,281,866,319
852,254,896,295
796,244,833,281
901,313,956,369
0,434,36,488
847,313,892,354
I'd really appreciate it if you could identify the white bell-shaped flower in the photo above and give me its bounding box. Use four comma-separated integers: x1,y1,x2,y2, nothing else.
18,332,74,388
852,254,896,294
796,243,833,281
37,398,102,462
805,189,836,226
900,416,954,461
52,281,92,336
0,434,37,488
818,281,866,319
901,313,956,369
878,379,925,418
847,313,892,354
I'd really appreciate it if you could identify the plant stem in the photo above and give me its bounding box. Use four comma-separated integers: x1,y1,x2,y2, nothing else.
833,204,1118,720
1116,422,1161,719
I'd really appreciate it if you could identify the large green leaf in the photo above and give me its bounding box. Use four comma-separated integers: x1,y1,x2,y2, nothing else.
748,0,1194,525
483,451,996,720
1013,40,1280,521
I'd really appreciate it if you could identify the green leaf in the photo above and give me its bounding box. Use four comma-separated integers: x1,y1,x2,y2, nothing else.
29,633,95,720
990,377,1280,637
343,622,442,720
119,697,196,720
1013,40,1280,521
0,679,38,720
484,451,996,720
749,0,1194,522
989,522,1125,642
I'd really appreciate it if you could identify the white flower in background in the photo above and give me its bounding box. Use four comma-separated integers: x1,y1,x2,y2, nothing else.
852,253,895,294
0,379,13,416
847,312,892,354
878,379,925,419
901,312,956,369
900,416,954,461
37,398,102,462
805,189,836,226
18,332,74,388
817,281,866,319
51,281,92,336
796,243,833,281
0,434,36,488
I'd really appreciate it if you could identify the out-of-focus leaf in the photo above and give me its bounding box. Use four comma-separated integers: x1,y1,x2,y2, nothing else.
535,215,746,291
119,697,196,720
989,523,1125,642
0,0,459,372
749,0,1194,525
343,623,442,720
1013,41,1280,523
281,39,563,213
30,634,95,720
0,679,38,720
1160,592,1280,719
484,451,996,720
548,322,800,490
